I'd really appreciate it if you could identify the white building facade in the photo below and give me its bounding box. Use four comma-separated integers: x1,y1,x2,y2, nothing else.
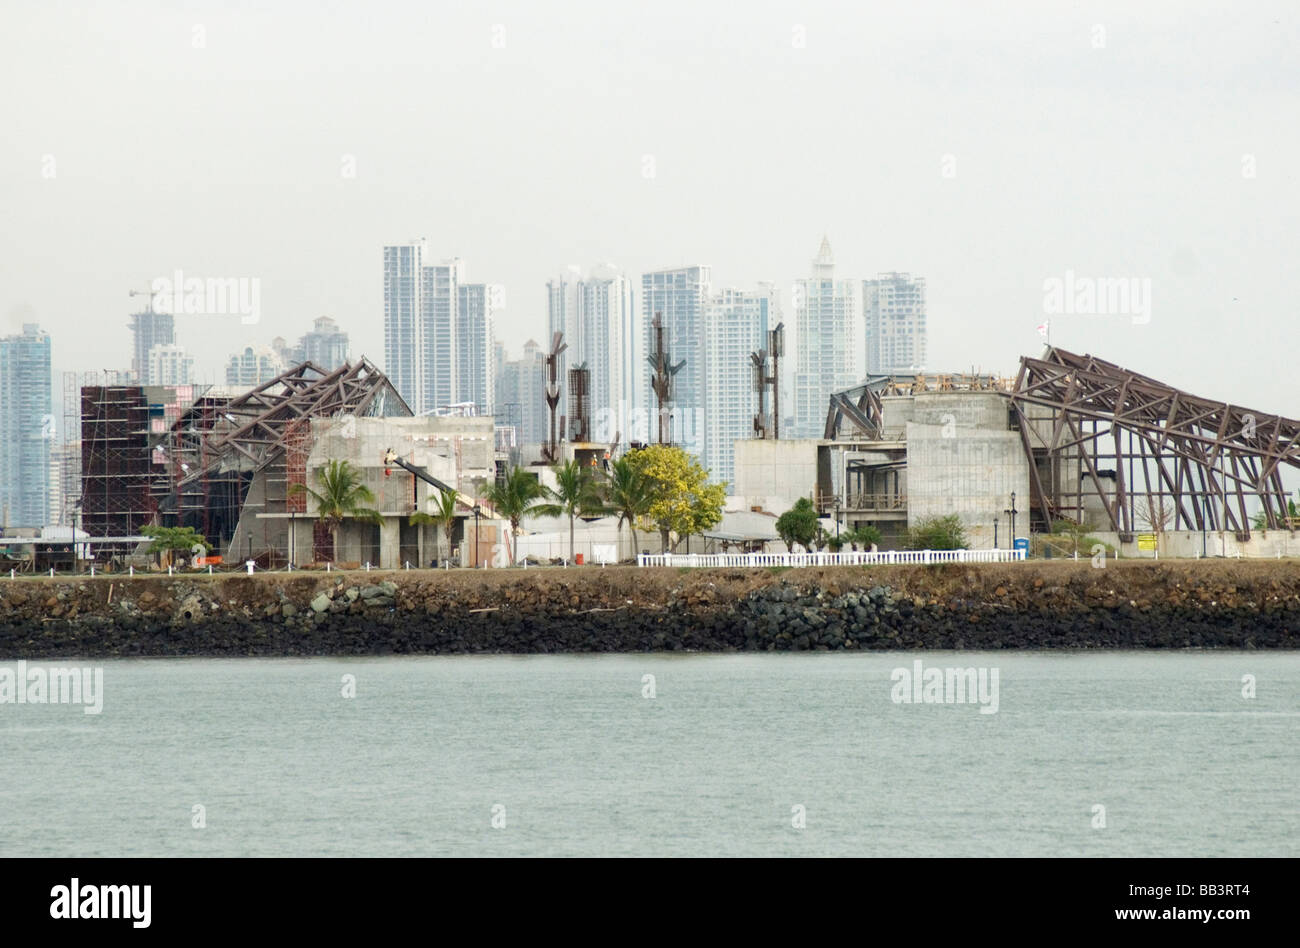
793,237,860,438
864,272,927,376
147,343,196,386
546,264,637,445
702,284,776,487
641,265,711,454
384,243,498,416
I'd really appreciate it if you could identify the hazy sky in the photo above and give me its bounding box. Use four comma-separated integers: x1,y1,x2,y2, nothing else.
3,1,1297,422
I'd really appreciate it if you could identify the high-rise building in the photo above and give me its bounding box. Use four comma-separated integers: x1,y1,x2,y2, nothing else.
383,244,494,416
383,241,424,409
147,343,196,386
226,345,285,387
274,316,350,371
793,237,860,438
641,265,711,454
702,285,775,486
864,273,927,376
423,258,463,413
456,282,497,416
546,266,582,427
0,323,53,527
580,265,636,444
547,265,637,444
495,338,548,448
129,311,175,385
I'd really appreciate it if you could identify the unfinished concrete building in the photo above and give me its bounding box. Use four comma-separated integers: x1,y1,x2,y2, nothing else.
735,346,1300,557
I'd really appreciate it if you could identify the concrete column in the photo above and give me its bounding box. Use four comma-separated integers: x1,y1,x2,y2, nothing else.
379,517,400,570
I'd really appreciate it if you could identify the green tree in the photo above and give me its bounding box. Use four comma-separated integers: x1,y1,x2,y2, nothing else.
482,466,551,565
907,515,968,551
140,525,210,567
288,459,382,561
1252,499,1300,532
1050,518,1095,557
775,497,820,552
624,445,725,552
537,459,603,564
604,455,651,559
410,488,460,566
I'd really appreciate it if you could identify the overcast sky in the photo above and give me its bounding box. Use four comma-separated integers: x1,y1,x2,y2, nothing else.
2,0,1297,421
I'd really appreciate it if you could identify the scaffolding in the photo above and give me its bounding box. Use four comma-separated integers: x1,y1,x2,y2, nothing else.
80,385,156,557
567,364,591,443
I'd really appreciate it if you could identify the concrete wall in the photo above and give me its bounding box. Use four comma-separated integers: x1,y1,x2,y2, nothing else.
222,414,503,570
905,422,1031,548
732,439,822,512
308,415,497,511
1091,529,1300,560
908,392,1011,430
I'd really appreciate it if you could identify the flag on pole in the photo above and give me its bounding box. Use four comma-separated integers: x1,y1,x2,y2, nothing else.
1036,321,1049,338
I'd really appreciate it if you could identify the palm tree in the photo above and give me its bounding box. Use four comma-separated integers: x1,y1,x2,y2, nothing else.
289,459,382,562
482,466,551,565
410,488,460,566
537,459,603,564
844,525,882,551
605,455,650,559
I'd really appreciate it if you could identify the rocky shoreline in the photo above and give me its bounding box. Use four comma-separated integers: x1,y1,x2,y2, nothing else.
1,561,1297,658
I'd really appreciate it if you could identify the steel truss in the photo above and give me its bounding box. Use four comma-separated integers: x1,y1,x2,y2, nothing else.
1010,347,1299,540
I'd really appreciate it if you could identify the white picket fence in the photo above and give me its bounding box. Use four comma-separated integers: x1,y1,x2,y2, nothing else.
637,549,1028,568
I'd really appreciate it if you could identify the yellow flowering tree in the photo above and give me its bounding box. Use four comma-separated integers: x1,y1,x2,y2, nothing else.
625,444,725,552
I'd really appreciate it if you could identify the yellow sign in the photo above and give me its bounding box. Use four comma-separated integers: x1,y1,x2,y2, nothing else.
1137,534,1157,551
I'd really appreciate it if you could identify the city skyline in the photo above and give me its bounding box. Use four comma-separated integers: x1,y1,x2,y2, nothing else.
5,1,1293,427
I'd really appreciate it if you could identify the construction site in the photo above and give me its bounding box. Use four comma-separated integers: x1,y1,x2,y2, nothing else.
72,359,503,570
44,320,1300,571
736,346,1300,558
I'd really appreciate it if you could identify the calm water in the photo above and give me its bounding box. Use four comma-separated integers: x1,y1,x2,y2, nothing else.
1,652,1296,857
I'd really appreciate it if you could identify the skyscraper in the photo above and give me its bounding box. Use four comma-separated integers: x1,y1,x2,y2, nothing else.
226,345,285,387
702,284,775,486
147,343,196,386
864,273,927,376
456,282,497,415
383,241,424,408
547,265,637,444
422,258,463,412
495,338,548,448
0,323,53,527
546,266,582,427
275,316,350,370
641,265,711,454
579,265,636,444
793,237,860,438
129,310,174,385
383,244,493,415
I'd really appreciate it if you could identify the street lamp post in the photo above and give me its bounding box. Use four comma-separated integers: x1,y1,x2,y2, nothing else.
472,504,482,568
1003,492,1018,548
833,498,841,544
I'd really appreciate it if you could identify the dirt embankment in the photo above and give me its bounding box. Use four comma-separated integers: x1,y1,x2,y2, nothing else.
1,561,1297,657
